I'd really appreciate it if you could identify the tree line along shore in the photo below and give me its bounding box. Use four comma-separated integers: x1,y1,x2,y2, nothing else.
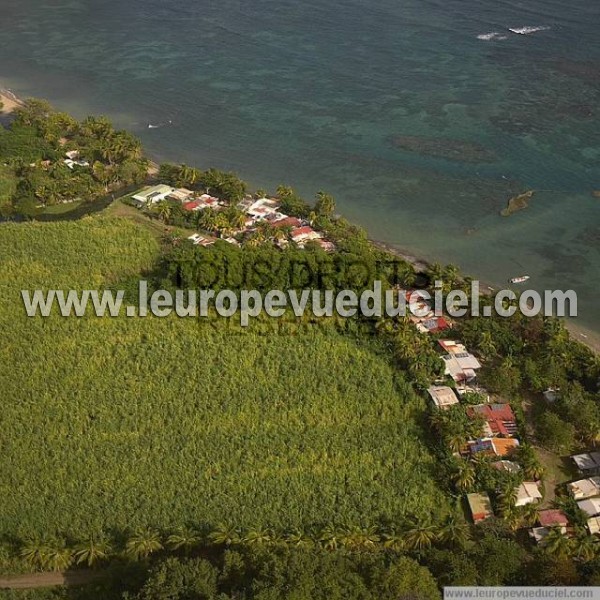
0,95,600,597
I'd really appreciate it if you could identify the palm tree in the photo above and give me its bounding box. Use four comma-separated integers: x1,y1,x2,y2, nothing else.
208,523,241,547
243,528,272,546
516,445,545,480
339,525,380,551
154,200,173,223
502,505,523,532
382,530,405,552
403,523,438,552
498,479,518,512
319,526,341,551
446,432,467,455
571,529,599,563
20,537,51,570
166,527,202,554
478,331,497,359
177,164,200,186
315,191,335,217
521,503,540,528
125,528,163,560
197,207,218,232
543,527,572,559
276,185,294,199
452,461,476,492
397,262,417,287
438,516,471,548
73,535,112,567
44,538,74,572
228,210,246,232
256,221,275,240
426,263,445,288
286,529,315,549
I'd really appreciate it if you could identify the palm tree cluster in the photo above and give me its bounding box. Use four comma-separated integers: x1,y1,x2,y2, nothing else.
17,518,476,572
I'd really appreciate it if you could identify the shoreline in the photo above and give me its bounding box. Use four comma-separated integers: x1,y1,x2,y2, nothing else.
1,84,598,354
372,238,600,354
0,88,24,114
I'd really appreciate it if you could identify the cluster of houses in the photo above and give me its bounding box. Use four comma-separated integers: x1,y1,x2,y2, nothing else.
525,453,600,542
236,197,335,251
400,290,451,335
131,185,335,251
425,336,546,529
568,452,600,535
406,287,600,546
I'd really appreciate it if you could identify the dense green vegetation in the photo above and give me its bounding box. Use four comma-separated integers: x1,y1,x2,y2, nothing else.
0,99,148,217
0,217,448,545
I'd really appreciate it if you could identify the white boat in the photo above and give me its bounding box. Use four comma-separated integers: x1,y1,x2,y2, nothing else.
509,275,530,284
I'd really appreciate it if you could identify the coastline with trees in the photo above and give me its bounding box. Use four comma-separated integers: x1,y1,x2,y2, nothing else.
1,95,600,596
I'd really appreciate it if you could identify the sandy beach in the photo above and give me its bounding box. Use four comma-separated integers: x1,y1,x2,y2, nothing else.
0,88,23,114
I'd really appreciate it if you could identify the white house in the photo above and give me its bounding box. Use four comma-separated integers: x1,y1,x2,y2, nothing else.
132,184,176,205
567,477,600,500
515,482,542,506
246,198,280,219
427,385,459,410
578,498,600,517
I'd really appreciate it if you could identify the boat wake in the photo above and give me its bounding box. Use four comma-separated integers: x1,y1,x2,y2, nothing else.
508,26,550,35
477,25,550,41
148,120,173,129
477,32,508,41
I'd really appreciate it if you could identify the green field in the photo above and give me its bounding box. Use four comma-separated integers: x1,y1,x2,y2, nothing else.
0,217,448,539
0,165,17,210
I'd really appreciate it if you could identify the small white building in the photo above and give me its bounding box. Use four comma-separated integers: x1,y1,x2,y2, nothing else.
587,516,600,535
442,353,482,384
427,385,460,410
567,477,600,500
578,497,600,517
515,482,542,506
246,198,280,219
133,184,176,205
290,226,322,245
64,158,90,169
167,188,195,203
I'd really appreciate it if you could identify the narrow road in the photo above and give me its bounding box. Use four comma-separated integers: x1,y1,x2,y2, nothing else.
0,569,104,589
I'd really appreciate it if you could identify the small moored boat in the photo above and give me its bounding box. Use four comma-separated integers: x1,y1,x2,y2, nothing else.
509,275,530,284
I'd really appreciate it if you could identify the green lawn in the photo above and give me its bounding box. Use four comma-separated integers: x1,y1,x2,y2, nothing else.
0,216,448,540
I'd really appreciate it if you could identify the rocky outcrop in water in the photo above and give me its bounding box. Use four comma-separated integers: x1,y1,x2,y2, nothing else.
500,190,535,216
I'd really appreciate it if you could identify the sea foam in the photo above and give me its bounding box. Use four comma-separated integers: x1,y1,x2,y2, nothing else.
508,26,550,35
477,32,508,41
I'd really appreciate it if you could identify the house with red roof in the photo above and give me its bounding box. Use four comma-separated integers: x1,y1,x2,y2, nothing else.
538,509,569,529
183,200,202,211
272,216,302,229
291,226,322,244
467,403,517,437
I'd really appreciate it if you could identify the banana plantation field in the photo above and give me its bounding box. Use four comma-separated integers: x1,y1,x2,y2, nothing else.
0,217,448,539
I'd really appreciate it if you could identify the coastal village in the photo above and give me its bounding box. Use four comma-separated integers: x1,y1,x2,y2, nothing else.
131,183,336,251
393,287,600,543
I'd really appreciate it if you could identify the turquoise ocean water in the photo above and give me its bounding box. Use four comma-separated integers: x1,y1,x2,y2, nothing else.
0,0,599,328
